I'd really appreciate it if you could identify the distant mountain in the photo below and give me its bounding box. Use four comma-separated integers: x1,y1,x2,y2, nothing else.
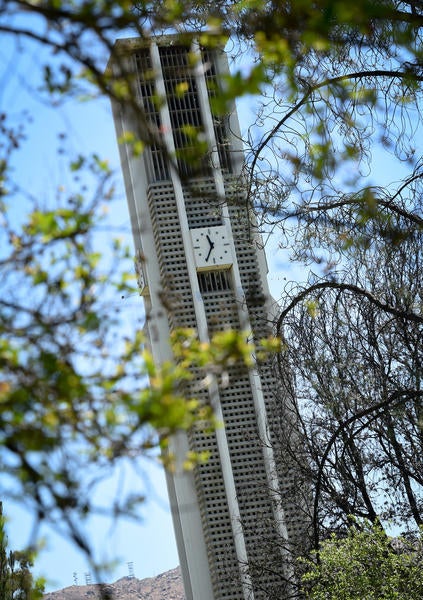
44,568,184,600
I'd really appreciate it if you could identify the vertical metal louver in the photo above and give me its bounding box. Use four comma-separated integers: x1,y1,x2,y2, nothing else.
159,45,209,178
197,270,231,293
201,48,233,174
134,50,170,182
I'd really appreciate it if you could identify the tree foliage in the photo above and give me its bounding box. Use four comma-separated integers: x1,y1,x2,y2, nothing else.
0,503,44,600
302,523,423,600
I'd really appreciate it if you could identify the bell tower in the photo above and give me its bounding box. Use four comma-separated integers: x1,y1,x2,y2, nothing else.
109,36,305,600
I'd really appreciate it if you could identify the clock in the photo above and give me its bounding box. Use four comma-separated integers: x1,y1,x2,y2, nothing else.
134,249,149,295
190,225,233,270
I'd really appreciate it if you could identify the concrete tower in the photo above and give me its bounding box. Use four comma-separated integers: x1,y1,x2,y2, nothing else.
109,36,305,600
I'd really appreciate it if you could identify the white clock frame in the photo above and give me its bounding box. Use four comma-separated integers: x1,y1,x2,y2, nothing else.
190,225,233,271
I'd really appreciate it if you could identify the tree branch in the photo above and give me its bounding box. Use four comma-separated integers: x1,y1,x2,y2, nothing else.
312,389,423,552
248,67,423,195
276,281,423,335
286,174,423,229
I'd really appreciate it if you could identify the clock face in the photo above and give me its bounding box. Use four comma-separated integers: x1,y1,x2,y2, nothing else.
190,225,233,270
134,249,149,295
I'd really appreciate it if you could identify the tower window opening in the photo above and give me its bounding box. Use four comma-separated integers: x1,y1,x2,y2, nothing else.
134,50,169,182
159,45,209,177
198,270,231,293
201,48,233,173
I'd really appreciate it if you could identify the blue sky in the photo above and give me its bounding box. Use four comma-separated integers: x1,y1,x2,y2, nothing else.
4,464,178,590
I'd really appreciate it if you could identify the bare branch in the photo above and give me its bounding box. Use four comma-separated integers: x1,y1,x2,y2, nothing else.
277,282,423,335
312,389,423,552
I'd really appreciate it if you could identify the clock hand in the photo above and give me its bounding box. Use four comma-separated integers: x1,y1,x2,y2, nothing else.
205,234,215,262
205,246,213,262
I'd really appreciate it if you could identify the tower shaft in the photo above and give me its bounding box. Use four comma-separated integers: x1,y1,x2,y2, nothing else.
110,37,305,600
